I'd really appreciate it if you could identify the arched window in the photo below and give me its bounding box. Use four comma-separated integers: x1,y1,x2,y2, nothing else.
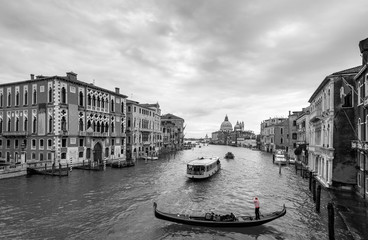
33,117,37,133
0,93,3,107
97,121,101,132
61,116,66,131
92,121,95,132
105,123,109,133
79,119,84,131
111,99,115,112
92,95,96,107
79,92,84,106
280,137,283,144
87,120,91,129
24,90,28,105
101,99,105,109
7,92,11,106
24,117,28,131
49,117,53,133
101,122,105,133
111,122,115,133
87,94,91,106
7,118,11,131
97,97,100,108
33,89,37,104
48,87,53,103
15,117,19,131
61,87,66,104
121,123,124,133
16,92,19,106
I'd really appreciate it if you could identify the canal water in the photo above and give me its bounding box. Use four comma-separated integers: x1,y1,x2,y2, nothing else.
0,145,353,239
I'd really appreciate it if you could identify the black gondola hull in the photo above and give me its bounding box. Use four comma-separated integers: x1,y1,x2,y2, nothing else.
153,202,286,228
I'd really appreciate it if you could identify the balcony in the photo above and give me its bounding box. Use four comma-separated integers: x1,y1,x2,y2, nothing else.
351,140,368,151
309,109,322,122
2,131,28,137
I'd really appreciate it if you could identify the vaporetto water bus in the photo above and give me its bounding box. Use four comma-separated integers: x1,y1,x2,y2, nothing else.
186,157,221,179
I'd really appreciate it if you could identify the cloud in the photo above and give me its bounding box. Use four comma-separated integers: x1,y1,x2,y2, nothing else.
0,0,368,137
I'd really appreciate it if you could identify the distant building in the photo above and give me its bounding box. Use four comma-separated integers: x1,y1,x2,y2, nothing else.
260,117,288,152
287,110,303,159
212,115,255,146
0,72,127,166
161,113,185,151
126,100,162,160
295,107,310,163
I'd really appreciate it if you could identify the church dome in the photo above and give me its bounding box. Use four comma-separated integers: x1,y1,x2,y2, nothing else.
234,121,241,131
220,115,233,131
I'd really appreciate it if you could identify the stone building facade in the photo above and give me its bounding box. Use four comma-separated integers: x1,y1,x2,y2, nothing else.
308,66,362,189
161,113,185,151
0,72,127,166
126,100,162,160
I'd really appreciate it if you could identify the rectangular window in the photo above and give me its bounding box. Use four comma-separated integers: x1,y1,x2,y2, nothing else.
6,140,10,148
39,139,44,149
32,139,36,149
14,139,18,148
79,151,84,158
48,152,52,160
79,138,84,147
61,152,66,159
32,152,36,160
62,138,67,147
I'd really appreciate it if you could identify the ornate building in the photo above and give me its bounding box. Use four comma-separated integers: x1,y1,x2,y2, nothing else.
126,100,162,160
212,115,255,146
161,113,185,152
0,72,127,166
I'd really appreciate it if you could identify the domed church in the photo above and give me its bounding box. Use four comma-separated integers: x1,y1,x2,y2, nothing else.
220,115,233,132
211,115,255,146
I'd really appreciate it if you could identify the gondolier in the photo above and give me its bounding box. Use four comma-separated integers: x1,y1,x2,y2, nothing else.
253,197,260,220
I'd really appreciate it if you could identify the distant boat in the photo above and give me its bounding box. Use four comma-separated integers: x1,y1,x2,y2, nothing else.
153,202,286,227
273,150,287,165
111,160,135,168
224,152,234,159
186,157,221,179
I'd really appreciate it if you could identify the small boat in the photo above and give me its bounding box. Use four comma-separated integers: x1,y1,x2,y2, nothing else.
111,160,135,168
186,157,221,179
224,152,234,159
273,150,287,165
153,202,286,227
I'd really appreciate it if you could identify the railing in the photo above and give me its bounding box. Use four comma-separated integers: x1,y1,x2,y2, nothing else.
309,109,322,122
351,140,368,150
2,131,28,136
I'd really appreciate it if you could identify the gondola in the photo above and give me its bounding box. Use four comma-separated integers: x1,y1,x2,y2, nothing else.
224,152,234,159
153,202,286,227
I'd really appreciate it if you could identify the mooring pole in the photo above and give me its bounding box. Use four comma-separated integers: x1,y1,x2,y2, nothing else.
279,162,281,174
312,179,316,202
316,185,321,213
328,202,335,240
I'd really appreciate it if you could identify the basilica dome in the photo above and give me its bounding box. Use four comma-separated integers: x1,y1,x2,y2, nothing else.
220,115,233,131
234,121,241,131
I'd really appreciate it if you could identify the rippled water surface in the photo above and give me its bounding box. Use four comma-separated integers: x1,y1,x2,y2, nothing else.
0,145,351,239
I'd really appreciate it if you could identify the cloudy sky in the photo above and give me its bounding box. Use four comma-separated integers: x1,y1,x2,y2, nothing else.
1,0,368,138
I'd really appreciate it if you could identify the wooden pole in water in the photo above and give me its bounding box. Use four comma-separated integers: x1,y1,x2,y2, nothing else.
312,179,316,202
279,162,281,174
316,185,321,213
328,202,335,240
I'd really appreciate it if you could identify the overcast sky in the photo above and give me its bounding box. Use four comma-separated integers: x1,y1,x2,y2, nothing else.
1,0,368,138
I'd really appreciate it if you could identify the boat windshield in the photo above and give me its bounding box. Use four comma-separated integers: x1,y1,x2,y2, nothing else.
187,165,205,175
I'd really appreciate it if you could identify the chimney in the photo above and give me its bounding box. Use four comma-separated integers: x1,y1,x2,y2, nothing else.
30,74,34,80
66,72,77,81
115,87,120,94
359,37,368,65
